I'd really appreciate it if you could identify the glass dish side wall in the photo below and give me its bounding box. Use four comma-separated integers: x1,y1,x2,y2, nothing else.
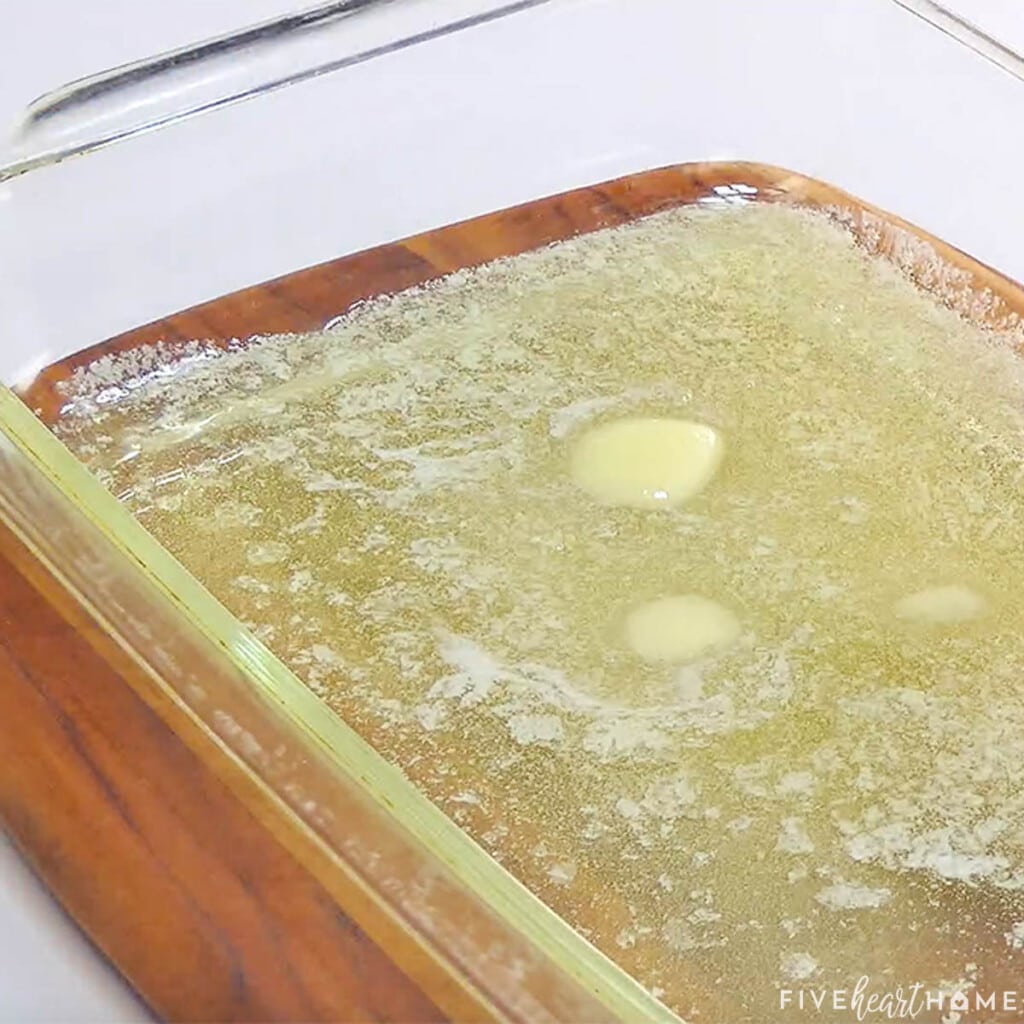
1,1,1023,1021
0,385,670,1023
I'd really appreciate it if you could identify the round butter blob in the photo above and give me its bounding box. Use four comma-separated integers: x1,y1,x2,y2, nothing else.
893,584,986,625
625,594,741,664
570,417,723,510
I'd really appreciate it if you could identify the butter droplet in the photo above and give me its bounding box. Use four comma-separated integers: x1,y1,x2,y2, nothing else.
570,417,723,509
624,594,741,663
893,584,986,625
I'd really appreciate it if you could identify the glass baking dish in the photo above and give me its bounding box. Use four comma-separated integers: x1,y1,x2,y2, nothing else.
2,2,1024,1021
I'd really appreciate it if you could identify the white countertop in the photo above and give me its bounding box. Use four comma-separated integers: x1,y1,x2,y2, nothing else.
1,2,1021,1021
948,0,1024,50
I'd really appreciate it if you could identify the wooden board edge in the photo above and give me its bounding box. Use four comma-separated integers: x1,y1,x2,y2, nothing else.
0,514,476,1023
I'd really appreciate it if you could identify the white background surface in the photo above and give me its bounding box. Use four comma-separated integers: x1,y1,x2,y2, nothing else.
951,0,1024,50
1,1,1022,1021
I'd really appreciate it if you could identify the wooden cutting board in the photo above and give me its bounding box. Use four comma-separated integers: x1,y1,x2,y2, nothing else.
7,162,1024,1024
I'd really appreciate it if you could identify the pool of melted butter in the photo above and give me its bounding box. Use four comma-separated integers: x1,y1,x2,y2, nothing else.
55,202,1024,1021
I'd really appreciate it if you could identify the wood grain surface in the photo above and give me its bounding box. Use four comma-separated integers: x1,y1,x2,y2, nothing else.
10,162,1024,1023
0,512,450,1024
25,162,1022,424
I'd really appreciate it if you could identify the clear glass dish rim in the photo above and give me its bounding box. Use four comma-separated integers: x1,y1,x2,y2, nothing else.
2,0,1022,183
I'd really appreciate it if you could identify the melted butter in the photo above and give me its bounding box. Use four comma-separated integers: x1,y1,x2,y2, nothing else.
569,416,724,509
55,202,1024,1021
